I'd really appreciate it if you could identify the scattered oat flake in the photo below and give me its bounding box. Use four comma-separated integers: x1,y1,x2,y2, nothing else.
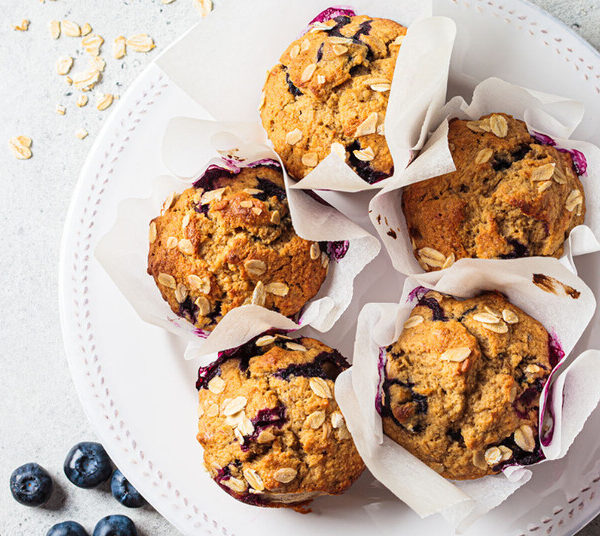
13,19,30,31
56,56,74,75
82,34,104,55
162,0,176,3
127,34,155,53
62,20,81,37
81,23,92,36
76,94,88,107
96,93,114,111
9,136,32,160
49,20,60,39
75,128,88,140
72,69,100,91
194,0,213,17
113,36,127,59
56,104,66,115
90,56,106,72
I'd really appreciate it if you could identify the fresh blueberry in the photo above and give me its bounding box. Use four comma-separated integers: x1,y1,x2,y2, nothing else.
10,462,53,506
110,470,145,508
46,521,89,536
64,442,112,488
93,515,137,536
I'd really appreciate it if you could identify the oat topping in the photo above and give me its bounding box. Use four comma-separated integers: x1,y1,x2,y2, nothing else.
301,152,318,167
285,128,303,145
207,376,226,394
301,63,317,83
355,112,378,138
352,147,375,162
273,468,297,484
440,347,471,363
309,377,332,399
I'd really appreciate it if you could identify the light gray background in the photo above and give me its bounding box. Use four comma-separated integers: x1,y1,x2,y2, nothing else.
1,1,599,535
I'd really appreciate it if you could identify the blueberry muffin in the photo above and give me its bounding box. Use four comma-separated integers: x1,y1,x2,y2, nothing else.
260,15,406,183
381,290,557,480
196,334,365,508
147,163,328,331
402,114,586,271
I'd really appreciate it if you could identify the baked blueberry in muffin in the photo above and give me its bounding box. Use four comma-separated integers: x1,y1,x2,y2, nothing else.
260,14,406,183
196,334,365,507
147,162,328,332
402,114,586,271
381,290,557,480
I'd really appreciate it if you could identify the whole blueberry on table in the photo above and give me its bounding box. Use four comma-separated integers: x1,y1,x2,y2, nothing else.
111,469,145,508
9,462,53,506
47,521,89,536
93,515,137,536
64,442,112,488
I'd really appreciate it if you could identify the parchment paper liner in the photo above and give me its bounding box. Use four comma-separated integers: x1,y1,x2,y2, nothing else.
155,0,456,192
335,257,599,530
369,77,600,281
96,121,380,362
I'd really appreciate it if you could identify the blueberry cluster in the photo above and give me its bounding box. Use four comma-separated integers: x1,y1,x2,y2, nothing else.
9,442,146,535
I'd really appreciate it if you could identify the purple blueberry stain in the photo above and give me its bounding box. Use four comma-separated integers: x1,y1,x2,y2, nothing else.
539,332,567,446
417,295,446,321
319,240,349,262
499,238,529,259
254,178,286,202
308,6,356,26
274,349,349,381
347,141,392,184
375,346,387,414
407,286,430,303
285,70,303,97
532,131,588,176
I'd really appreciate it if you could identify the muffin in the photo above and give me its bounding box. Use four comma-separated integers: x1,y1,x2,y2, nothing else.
196,334,365,508
260,14,407,183
147,163,328,331
402,113,586,271
380,290,557,480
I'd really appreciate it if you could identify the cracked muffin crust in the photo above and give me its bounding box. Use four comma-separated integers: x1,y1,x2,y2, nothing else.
196,334,365,507
381,290,556,480
260,14,406,183
147,163,328,332
402,114,586,271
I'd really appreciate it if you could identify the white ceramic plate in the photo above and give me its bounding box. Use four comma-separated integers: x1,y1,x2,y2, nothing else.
59,1,600,535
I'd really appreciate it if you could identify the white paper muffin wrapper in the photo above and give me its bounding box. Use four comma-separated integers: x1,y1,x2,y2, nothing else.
155,0,456,192
369,77,600,279
95,120,380,363
334,257,599,530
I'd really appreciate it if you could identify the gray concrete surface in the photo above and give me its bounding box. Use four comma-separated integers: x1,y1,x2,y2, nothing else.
0,1,599,535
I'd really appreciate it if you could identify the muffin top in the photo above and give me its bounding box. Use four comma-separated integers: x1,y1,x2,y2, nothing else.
147,163,328,332
196,335,365,507
402,114,586,271
381,290,555,480
260,14,406,184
